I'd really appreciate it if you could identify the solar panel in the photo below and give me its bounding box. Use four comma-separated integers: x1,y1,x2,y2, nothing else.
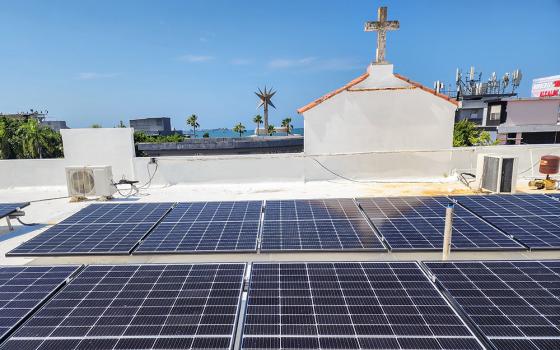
0,203,29,219
453,194,560,218
372,216,525,251
135,201,263,253
483,216,560,250
58,203,174,225
135,221,259,253
264,199,364,221
242,262,484,350
2,263,246,350
357,196,471,219
424,260,560,350
7,223,156,256
162,201,262,223
0,265,80,343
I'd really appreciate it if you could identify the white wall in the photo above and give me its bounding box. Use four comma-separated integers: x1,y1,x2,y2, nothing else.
302,64,457,155
61,128,135,180
0,158,69,188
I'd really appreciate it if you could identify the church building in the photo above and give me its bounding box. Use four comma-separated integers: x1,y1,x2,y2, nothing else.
298,7,458,155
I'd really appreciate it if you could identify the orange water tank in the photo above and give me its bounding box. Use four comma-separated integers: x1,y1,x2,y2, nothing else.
539,155,560,175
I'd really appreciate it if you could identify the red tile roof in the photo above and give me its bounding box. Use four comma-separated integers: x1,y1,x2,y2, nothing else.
297,71,458,114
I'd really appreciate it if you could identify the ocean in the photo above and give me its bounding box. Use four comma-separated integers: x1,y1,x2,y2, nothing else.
189,127,304,138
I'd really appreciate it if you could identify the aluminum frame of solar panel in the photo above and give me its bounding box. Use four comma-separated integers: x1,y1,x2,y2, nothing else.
482,216,560,250
0,203,29,219
7,223,157,256
371,216,525,251
453,194,560,218
241,262,484,350
1,263,246,350
424,260,560,350
58,203,175,225
0,265,80,343
135,201,263,254
357,196,472,220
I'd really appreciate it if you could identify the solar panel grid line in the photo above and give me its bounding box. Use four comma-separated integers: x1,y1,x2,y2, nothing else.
58,203,176,225
356,196,473,220
452,195,560,218
0,265,81,345
2,263,247,350
241,262,485,350
0,203,30,219
424,260,560,350
161,201,263,223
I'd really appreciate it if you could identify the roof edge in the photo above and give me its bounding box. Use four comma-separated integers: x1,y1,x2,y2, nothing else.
393,73,458,106
297,72,370,114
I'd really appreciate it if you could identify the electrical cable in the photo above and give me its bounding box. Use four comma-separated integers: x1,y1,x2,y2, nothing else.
15,217,41,226
518,159,541,176
458,172,476,188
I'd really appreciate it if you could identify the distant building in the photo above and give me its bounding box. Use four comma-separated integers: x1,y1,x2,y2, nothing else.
130,117,181,136
497,97,560,144
455,94,514,136
0,110,47,122
42,120,69,132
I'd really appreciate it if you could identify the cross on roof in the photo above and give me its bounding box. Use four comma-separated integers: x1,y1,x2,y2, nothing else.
364,6,399,64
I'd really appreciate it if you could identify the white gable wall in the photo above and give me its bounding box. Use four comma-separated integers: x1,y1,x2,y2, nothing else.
302,65,456,155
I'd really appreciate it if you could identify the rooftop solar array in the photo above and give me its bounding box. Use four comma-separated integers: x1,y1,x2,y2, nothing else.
261,199,385,251
425,260,560,350
358,197,522,251
454,195,560,249
8,203,174,256
135,201,262,253
0,265,79,343
0,203,29,219
2,263,246,350
242,262,483,349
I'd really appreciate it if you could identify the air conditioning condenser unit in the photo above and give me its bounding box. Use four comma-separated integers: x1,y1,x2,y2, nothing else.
65,166,116,199
475,154,518,193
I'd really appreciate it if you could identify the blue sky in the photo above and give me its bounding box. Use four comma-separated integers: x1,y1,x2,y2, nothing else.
1,0,559,129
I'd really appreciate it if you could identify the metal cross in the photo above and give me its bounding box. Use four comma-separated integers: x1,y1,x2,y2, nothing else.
364,6,399,64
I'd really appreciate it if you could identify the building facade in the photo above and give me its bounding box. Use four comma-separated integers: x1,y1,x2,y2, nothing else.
129,117,178,136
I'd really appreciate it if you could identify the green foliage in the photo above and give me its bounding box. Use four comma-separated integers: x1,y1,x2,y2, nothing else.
90,123,102,128
133,131,185,144
186,114,200,137
202,132,210,138
0,117,63,159
453,119,497,147
233,122,246,137
281,117,292,135
117,120,126,128
267,124,276,136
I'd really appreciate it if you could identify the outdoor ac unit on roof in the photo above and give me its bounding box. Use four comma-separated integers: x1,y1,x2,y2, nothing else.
65,166,116,199
476,154,518,194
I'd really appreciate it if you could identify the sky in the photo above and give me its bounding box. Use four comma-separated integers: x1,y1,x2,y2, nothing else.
1,0,559,129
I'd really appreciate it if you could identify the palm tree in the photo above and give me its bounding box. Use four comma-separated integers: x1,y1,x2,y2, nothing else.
18,118,46,158
186,114,200,137
267,124,276,136
233,122,246,137
281,117,292,135
253,115,263,135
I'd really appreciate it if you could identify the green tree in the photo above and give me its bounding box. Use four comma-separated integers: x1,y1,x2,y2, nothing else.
267,124,276,136
186,114,200,137
202,132,210,138
281,117,292,135
253,115,263,135
117,120,126,128
453,119,496,147
18,119,48,158
90,123,102,128
233,122,246,137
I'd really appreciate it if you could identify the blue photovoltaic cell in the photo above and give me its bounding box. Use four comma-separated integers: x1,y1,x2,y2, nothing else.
454,195,560,249
453,194,560,218
135,201,262,253
0,203,29,219
261,199,384,252
357,196,471,219
7,223,155,256
372,216,525,251
425,260,560,350
1,263,246,350
242,262,483,350
135,221,259,253
162,201,262,223
58,203,174,225
0,265,79,343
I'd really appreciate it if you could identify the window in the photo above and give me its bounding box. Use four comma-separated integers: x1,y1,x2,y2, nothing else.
489,105,501,121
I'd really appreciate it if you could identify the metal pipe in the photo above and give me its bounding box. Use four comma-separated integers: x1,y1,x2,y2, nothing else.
442,204,454,260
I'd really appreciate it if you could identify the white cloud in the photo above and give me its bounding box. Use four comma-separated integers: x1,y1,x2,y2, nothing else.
267,57,364,71
231,58,253,65
178,54,215,63
76,72,119,80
